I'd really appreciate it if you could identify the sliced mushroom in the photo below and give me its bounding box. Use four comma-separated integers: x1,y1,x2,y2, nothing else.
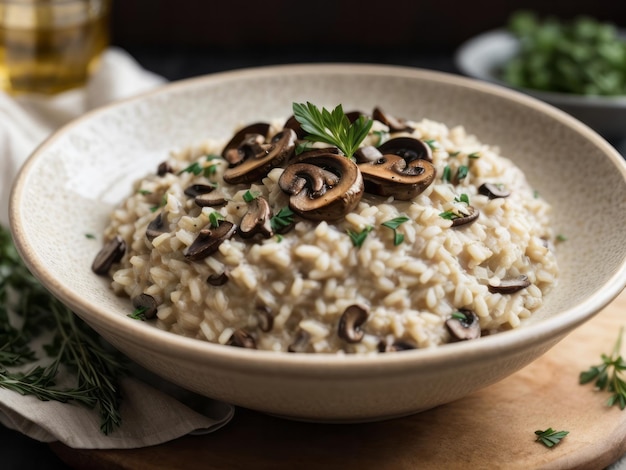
194,192,228,207
220,122,270,160
445,309,481,341
91,236,126,275
354,145,384,164
488,275,531,294
207,271,229,286
239,196,273,239
157,161,173,176
283,115,305,139
227,329,257,349
338,304,369,343
184,220,236,261
358,154,436,200
184,184,216,198
378,136,432,162
256,306,274,332
146,212,168,242
373,107,414,133
450,205,479,227
288,330,310,353
223,128,297,185
131,293,159,319
377,339,417,352
479,183,510,199
278,152,364,220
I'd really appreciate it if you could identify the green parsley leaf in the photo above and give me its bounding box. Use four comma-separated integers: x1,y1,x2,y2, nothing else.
442,165,452,183
424,139,439,150
468,152,481,159
455,193,470,205
127,307,147,321
243,190,258,203
138,189,152,196
347,226,373,248
439,210,459,221
270,207,295,232
85,233,96,240
292,102,373,158
534,428,569,448
456,165,469,181
382,216,409,246
580,326,626,410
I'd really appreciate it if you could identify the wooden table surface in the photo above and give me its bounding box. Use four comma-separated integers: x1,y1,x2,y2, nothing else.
51,289,626,470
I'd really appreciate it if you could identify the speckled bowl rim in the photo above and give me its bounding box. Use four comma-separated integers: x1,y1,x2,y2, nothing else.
10,63,626,375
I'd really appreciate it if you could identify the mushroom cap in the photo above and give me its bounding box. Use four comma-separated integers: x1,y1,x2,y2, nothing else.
338,304,369,343
377,136,433,162
220,122,271,158
358,154,436,200
184,220,236,261
278,151,364,221
445,309,481,341
238,196,274,239
372,107,414,133
223,128,297,185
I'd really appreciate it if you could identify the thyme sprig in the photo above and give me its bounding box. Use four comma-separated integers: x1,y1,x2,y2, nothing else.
580,326,626,410
0,225,127,434
292,102,373,158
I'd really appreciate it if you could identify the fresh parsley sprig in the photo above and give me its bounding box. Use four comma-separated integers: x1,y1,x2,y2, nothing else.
292,102,373,158
0,225,127,435
580,326,626,410
534,428,569,448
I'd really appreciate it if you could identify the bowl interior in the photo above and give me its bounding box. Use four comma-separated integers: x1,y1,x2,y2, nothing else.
10,64,626,362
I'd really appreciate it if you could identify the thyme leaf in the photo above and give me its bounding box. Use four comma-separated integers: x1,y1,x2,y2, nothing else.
292,102,373,158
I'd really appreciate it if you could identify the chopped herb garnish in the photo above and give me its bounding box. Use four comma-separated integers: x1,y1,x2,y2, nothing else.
373,130,389,146
442,165,452,183
209,211,225,228
347,226,373,248
533,189,540,199
556,234,568,242
243,190,258,202
138,189,152,196
151,193,168,213
448,151,460,157
439,210,459,221
128,307,147,321
580,326,626,410
382,216,409,246
456,165,469,181
535,428,569,448
179,161,217,178
451,311,468,320
455,193,470,205
270,207,295,232
275,234,284,243
292,102,373,158
424,139,439,150
0,225,126,435
468,152,481,159
85,233,96,240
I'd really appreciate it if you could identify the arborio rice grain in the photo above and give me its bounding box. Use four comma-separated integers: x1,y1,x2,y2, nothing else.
96,110,558,354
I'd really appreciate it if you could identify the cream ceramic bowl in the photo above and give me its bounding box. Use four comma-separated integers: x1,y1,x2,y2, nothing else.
10,64,626,422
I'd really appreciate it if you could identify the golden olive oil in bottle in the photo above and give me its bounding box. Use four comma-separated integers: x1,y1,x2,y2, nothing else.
0,0,110,95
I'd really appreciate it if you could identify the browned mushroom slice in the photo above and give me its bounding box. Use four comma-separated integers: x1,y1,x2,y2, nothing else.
338,304,369,343
131,293,159,319
239,196,273,239
227,329,257,349
354,145,384,164
377,136,433,162
207,271,229,286
377,339,417,352
278,152,364,221
256,306,274,332
479,183,510,199
194,191,228,207
358,154,436,200
184,184,216,198
146,212,168,242
488,275,531,294
223,128,297,185
184,220,236,261
283,115,305,139
451,205,479,227
288,330,311,353
445,309,481,341
157,161,173,176
373,107,414,133
91,235,126,275
220,122,270,159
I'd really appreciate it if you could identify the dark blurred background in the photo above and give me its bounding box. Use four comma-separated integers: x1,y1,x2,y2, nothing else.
107,0,626,80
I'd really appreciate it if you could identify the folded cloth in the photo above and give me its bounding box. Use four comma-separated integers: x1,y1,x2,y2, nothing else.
0,47,234,449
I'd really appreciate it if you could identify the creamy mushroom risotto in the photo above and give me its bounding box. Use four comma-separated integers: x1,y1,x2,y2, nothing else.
92,104,558,354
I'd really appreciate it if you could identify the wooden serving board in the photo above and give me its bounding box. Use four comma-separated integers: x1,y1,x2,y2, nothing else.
52,290,626,470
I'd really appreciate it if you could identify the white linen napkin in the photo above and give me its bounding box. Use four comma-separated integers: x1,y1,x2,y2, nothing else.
0,47,234,449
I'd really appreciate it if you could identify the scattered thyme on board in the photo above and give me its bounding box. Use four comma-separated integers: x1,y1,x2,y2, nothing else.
0,225,127,435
